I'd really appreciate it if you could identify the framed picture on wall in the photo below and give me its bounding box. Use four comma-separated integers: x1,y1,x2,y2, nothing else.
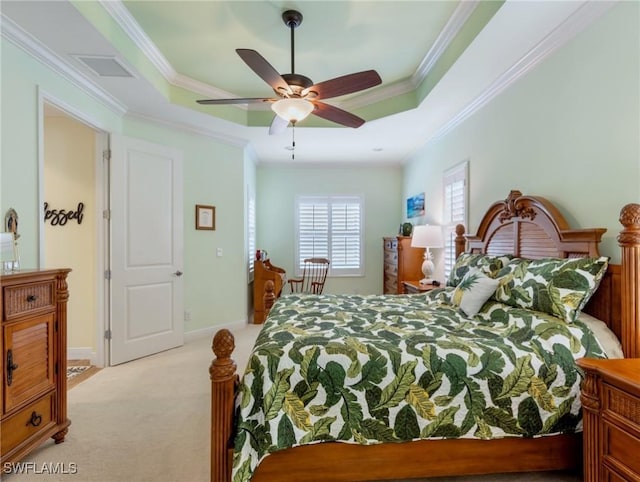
195,204,215,230
407,193,425,218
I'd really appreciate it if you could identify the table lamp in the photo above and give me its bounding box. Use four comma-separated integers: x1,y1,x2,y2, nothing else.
410,225,444,285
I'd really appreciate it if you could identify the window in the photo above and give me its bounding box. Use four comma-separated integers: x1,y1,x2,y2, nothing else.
443,161,468,279
295,195,364,276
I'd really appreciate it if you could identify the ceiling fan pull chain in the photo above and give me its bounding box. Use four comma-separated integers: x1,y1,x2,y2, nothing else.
291,123,296,160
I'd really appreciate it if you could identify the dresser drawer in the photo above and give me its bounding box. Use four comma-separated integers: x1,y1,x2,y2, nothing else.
3,281,55,320
384,251,397,266
1,392,56,456
603,384,640,432
384,239,398,251
602,466,638,482
603,422,640,477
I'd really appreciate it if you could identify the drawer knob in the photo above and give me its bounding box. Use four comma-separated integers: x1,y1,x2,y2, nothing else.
26,294,37,302
26,411,43,427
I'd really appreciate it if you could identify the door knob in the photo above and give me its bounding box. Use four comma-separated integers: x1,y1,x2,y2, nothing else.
173,271,183,277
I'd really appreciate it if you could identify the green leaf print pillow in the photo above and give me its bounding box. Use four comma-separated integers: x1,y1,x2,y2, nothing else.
447,253,513,287
493,256,609,322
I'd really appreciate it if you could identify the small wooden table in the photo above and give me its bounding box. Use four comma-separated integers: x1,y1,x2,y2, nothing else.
402,280,438,294
576,358,640,482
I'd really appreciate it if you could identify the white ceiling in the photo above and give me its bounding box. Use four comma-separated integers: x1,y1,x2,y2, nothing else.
0,1,614,165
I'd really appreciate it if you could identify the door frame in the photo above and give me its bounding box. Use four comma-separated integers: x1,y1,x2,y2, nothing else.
37,88,110,367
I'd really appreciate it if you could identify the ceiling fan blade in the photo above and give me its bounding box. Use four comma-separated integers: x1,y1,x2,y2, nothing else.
312,101,366,128
236,49,291,95
197,98,273,105
305,70,382,100
269,115,289,135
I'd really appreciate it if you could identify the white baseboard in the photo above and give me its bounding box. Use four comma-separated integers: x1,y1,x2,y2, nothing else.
68,347,97,365
184,319,248,343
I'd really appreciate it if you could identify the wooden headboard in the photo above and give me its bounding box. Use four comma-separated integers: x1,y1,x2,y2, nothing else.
453,190,640,358
460,190,606,258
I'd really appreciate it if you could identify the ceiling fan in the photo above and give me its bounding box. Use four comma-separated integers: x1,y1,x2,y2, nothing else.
197,10,382,135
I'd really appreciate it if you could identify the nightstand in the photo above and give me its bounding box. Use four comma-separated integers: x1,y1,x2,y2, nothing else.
577,358,640,482
402,281,438,294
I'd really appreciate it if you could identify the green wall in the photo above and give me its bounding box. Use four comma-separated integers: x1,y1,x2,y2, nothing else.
256,164,402,295
403,2,640,264
1,39,249,337
121,117,248,332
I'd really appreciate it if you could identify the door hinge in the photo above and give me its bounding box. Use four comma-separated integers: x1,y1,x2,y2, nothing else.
104,270,111,280
104,329,112,340
103,149,111,161
103,209,111,220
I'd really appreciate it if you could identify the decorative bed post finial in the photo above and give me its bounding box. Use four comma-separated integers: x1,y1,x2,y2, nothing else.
210,329,237,482
618,203,640,358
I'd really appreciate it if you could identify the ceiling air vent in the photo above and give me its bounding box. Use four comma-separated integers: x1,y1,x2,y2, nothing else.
73,55,134,78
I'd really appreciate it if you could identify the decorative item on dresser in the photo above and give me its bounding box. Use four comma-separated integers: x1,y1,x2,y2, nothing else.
577,358,640,482
1,269,71,465
253,258,286,324
382,236,423,294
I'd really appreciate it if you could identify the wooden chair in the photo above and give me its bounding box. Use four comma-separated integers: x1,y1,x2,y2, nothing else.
288,258,330,294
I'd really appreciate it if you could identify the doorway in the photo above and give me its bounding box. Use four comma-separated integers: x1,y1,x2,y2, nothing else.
41,99,184,367
42,101,108,366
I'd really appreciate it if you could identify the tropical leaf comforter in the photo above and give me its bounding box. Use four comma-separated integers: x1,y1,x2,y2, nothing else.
232,289,606,481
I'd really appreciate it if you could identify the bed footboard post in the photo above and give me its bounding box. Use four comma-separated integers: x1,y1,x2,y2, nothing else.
618,203,640,358
210,329,238,482
264,279,276,317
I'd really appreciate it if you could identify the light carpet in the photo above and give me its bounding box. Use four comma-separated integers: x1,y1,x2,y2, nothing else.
4,324,580,482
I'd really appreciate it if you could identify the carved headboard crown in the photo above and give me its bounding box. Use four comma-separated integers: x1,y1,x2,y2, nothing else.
462,190,605,260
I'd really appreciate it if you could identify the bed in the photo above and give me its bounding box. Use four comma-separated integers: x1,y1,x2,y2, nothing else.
210,190,640,482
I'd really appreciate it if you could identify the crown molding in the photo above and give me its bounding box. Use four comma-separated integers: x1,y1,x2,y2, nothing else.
99,0,175,80
433,0,616,140
125,110,249,149
338,2,479,112
412,1,479,87
1,13,127,115
102,0,476,116
101,0,246,108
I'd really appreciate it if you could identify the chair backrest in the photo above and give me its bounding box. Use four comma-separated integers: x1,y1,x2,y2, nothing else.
293,258,330,294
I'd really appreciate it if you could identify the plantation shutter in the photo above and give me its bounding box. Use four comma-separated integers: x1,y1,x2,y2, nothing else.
443,162,468,279
296,196,363,276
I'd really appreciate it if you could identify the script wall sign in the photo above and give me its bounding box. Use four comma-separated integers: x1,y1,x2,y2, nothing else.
44,202,85,226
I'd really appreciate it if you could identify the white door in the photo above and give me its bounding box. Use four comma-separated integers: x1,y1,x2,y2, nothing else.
109,134,184,365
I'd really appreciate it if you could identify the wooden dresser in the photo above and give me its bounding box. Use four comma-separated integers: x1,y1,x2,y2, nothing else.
1,269,71,465
577,358,640,482
383,236,424,294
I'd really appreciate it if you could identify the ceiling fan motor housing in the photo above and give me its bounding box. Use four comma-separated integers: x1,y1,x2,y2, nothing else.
281,73,314,97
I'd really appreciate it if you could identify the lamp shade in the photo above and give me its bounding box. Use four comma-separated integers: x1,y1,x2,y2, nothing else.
271,98,314,123
411,225,443,248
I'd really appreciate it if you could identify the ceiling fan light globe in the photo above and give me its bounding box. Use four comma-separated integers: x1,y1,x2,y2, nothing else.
271,98,314,123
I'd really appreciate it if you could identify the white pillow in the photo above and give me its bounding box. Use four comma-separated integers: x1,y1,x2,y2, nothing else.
452,269,500,317
577,312,624,359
